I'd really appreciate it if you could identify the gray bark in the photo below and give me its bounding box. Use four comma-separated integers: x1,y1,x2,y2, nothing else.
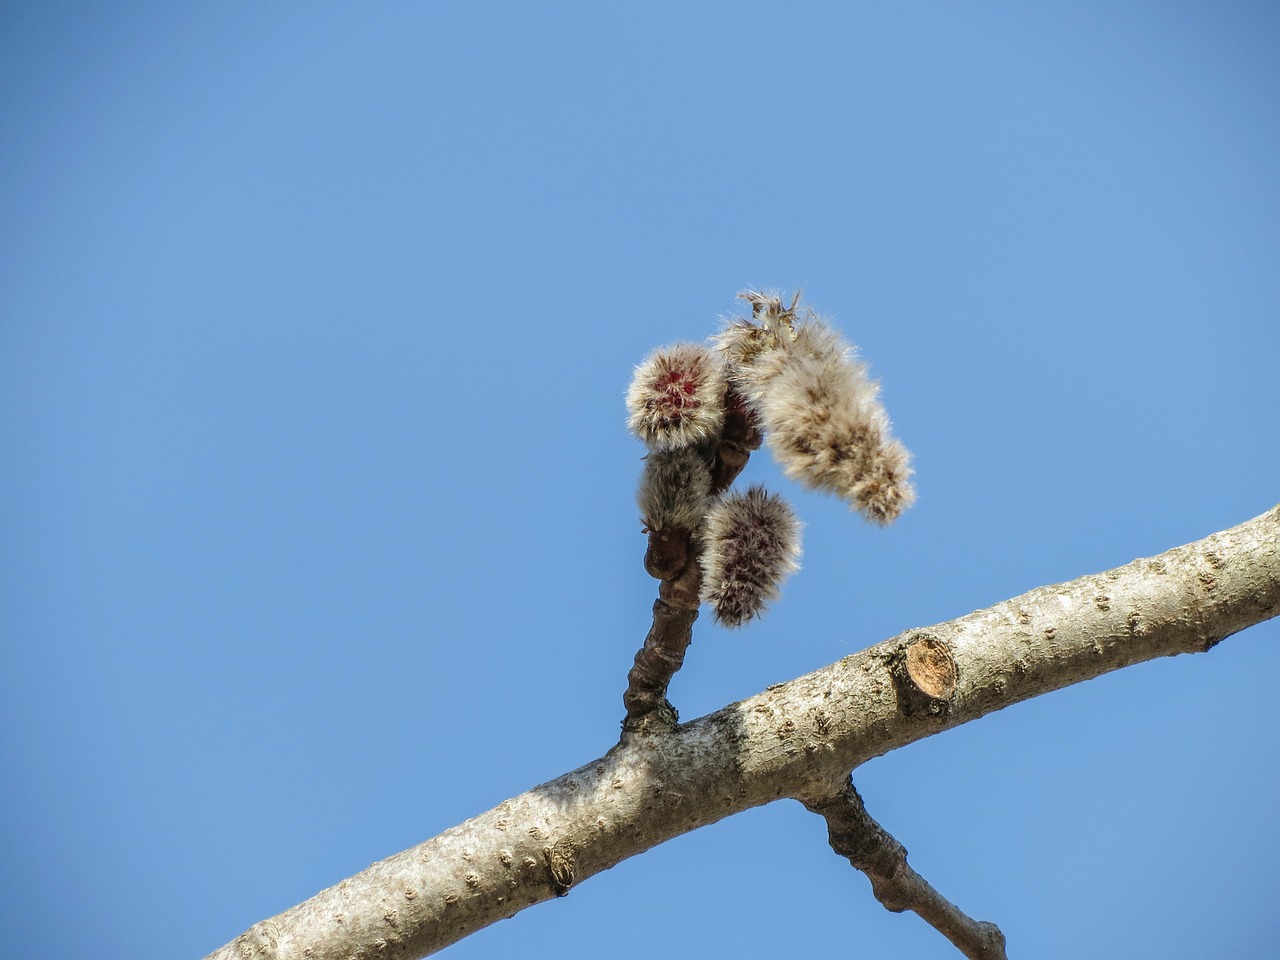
204,505,1280,960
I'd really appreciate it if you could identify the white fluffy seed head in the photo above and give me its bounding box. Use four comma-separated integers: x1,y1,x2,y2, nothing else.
626,343,727,451
636,446,714,532
718,293,916,525
699,486,802,627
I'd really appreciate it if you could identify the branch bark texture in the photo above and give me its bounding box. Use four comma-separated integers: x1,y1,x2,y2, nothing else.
206,506,1280,960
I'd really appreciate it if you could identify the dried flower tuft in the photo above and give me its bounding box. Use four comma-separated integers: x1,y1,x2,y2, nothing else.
719,292,915,525
636,446,713,533
713,291,798,373
626,343,727,450
700,486,802,627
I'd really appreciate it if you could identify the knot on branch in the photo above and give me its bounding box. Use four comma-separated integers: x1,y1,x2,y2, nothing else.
543,839,576,897
889,634,958,719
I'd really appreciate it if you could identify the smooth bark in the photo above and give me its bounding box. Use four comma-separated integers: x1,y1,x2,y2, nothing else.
205,506,1280,960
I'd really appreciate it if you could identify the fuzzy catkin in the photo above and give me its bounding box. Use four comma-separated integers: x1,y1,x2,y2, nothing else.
758,321,914,524
637,446,714,532
626,343,727,451
720,295,915,525
700,486,802,627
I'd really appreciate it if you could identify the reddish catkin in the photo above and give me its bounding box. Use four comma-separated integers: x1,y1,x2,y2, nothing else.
699,486,802,627
718,293,915,525
626,343,727,451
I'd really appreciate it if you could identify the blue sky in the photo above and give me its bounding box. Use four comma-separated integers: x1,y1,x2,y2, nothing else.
2,3,1278,958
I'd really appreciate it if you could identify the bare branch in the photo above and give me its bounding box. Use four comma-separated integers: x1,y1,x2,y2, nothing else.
204,506,1280,960
805,779,1007,960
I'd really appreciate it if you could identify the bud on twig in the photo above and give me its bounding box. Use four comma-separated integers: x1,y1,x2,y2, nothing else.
636,446,713,533
637,446,714,580
626,343,727,451
700,486,802,627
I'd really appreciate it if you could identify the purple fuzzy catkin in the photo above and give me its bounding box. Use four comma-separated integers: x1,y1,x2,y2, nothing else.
699,486,802,627
626,343,727,451
718,293,915,525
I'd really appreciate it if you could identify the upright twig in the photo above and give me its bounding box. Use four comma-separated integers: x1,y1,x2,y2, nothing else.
622,550,703,729
622,387,760,732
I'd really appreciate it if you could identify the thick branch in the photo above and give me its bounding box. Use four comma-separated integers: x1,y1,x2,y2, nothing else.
205,506,1280,960
805,779,1007,960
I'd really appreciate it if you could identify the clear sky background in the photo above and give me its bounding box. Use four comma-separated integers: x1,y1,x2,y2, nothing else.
2,3,1278,958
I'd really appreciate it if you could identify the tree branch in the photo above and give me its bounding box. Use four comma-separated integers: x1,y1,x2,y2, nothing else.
204,505,1280,960
805,778,1007,959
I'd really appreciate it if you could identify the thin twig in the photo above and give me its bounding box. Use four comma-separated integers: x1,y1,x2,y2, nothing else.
804,778,1008,960
622,388,760,732
621,556,702,731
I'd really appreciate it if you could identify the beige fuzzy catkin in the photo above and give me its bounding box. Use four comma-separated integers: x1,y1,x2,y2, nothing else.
720,293,915,525
699,486,802,627
626,343,727,451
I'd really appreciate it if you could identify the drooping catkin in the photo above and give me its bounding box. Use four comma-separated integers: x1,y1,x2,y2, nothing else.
719,292,915,525
626,343,727,451
699,486,802,627
636,446,713,533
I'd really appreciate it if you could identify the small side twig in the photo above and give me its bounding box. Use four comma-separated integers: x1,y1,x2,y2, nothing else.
804,778,1008,960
